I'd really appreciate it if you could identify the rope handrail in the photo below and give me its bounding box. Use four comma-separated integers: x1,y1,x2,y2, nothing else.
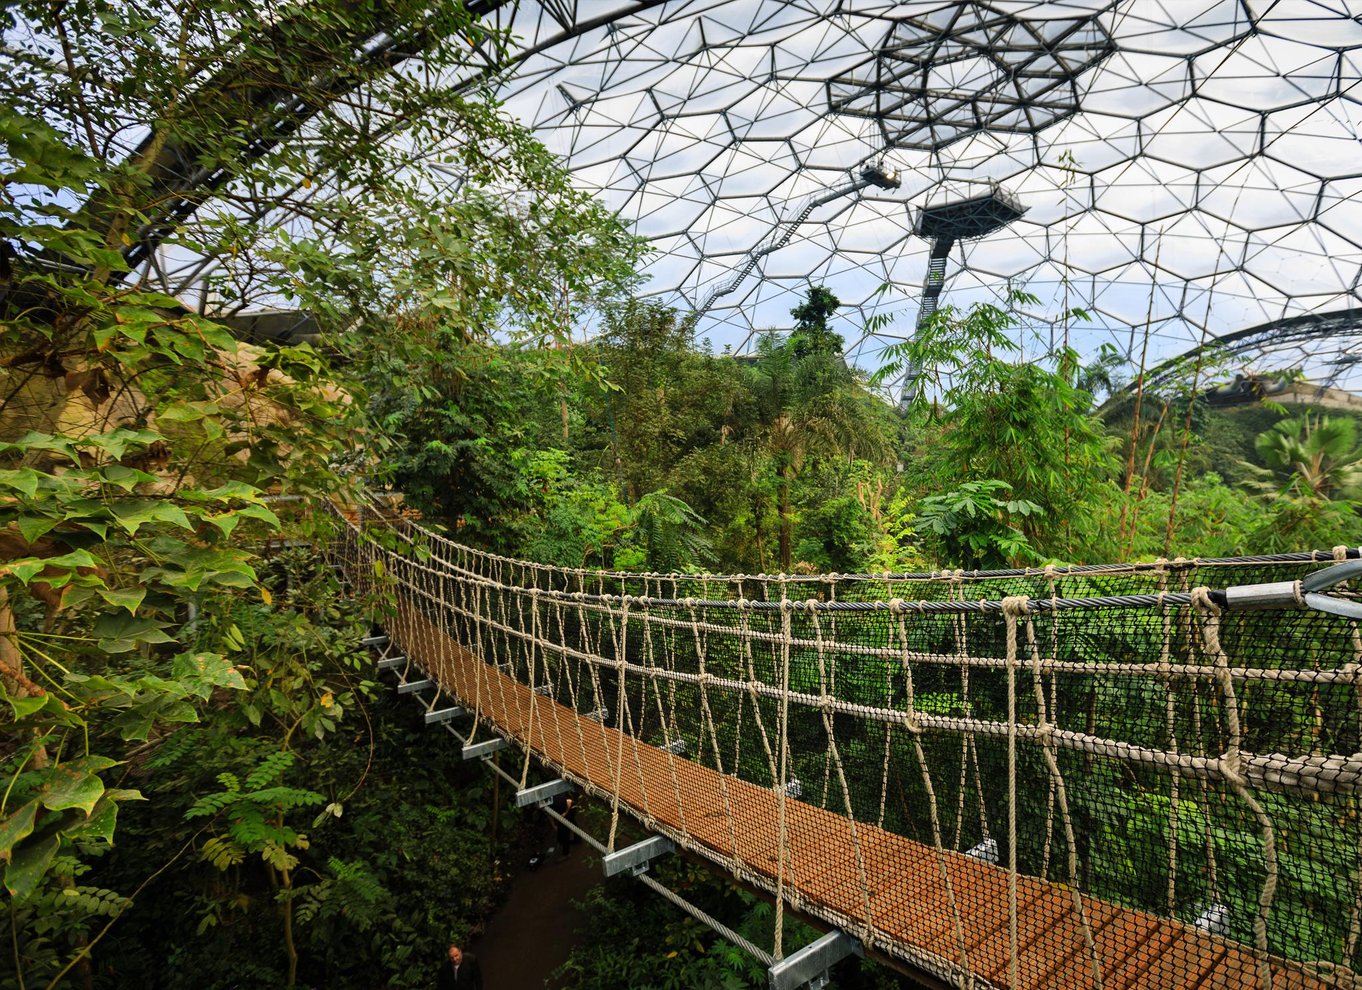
365,495,1362,585
335,501,1362,990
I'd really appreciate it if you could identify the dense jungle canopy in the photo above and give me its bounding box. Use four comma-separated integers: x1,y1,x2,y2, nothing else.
1,1,1361,987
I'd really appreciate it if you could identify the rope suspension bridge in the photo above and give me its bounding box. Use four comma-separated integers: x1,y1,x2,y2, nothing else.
333,500,1362,990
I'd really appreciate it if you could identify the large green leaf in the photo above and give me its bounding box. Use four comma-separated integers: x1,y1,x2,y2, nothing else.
4,834,60,898
110,498,194,535
0,468,43,498
97,586,146,614
1,688,48,720
74,790,141,846
0,801,39,859
6,548,98,585
34,765,106,815
172,652,247,696
92,613,175,652
16,515,59,544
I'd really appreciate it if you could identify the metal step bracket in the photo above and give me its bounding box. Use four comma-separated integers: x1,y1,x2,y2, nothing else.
463,737,510,760
377,655,407,671
768,930,863,990
424,707,464,725
1224,558,1362,618
396,678,434,694
602,835,675,878
515,778,573,808
360,634,390,647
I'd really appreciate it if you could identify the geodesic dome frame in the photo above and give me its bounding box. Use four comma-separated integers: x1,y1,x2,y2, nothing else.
43,0,1362,397
473,0,1362,394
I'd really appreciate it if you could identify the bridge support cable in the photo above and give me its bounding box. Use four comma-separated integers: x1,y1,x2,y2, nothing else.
336,503,1362,990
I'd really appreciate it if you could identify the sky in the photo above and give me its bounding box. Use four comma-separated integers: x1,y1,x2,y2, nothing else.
453,0,1362,392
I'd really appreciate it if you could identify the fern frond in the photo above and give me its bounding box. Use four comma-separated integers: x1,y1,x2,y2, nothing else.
201,835,245,872
245,751,294,791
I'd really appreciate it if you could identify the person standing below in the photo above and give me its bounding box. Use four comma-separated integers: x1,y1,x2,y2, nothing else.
549,791,580,857
437,943,483,990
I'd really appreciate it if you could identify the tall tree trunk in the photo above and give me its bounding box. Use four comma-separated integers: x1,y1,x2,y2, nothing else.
777,464,793,572
281,862,298,987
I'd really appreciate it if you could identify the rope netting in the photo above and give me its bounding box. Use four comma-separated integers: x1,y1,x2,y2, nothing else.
335,502,1362,990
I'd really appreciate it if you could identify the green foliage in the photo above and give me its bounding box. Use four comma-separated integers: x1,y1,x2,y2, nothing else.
788,285,844,359
1125,473,1258,558
291,856,387,931
0,0,637,980
186,752,324,877
1247,413,1362,501
744,299,896,572
631,491,716,572
916,480,1042,569
874,293,1119,561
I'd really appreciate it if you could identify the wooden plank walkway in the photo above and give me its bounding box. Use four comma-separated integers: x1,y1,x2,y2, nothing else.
389,598,1339,990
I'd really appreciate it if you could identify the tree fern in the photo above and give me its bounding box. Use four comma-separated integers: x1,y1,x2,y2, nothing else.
632,490,715,571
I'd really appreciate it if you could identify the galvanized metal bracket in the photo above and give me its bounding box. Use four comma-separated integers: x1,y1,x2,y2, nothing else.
1225,558,1362,619
515,778,573,808
377,655,407,671
424,707,464,725
602,835,675,878
768,931,863,990
396,678,434,694
463,737,510,760
360,634,390,647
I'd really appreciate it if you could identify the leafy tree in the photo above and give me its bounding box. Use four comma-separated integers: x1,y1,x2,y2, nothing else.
589,300,750,505
1075,342,1129,401
788,285,844,359
185,752,326,985
916,480,1042,568
747,323,893,572
878,295,1117,561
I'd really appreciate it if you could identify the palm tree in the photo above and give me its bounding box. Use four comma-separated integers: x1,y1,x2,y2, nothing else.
1248,414,1362,501
748,329,890,572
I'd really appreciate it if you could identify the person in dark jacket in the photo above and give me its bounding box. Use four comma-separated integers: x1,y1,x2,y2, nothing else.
549,792,579,857
436,944,483,990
